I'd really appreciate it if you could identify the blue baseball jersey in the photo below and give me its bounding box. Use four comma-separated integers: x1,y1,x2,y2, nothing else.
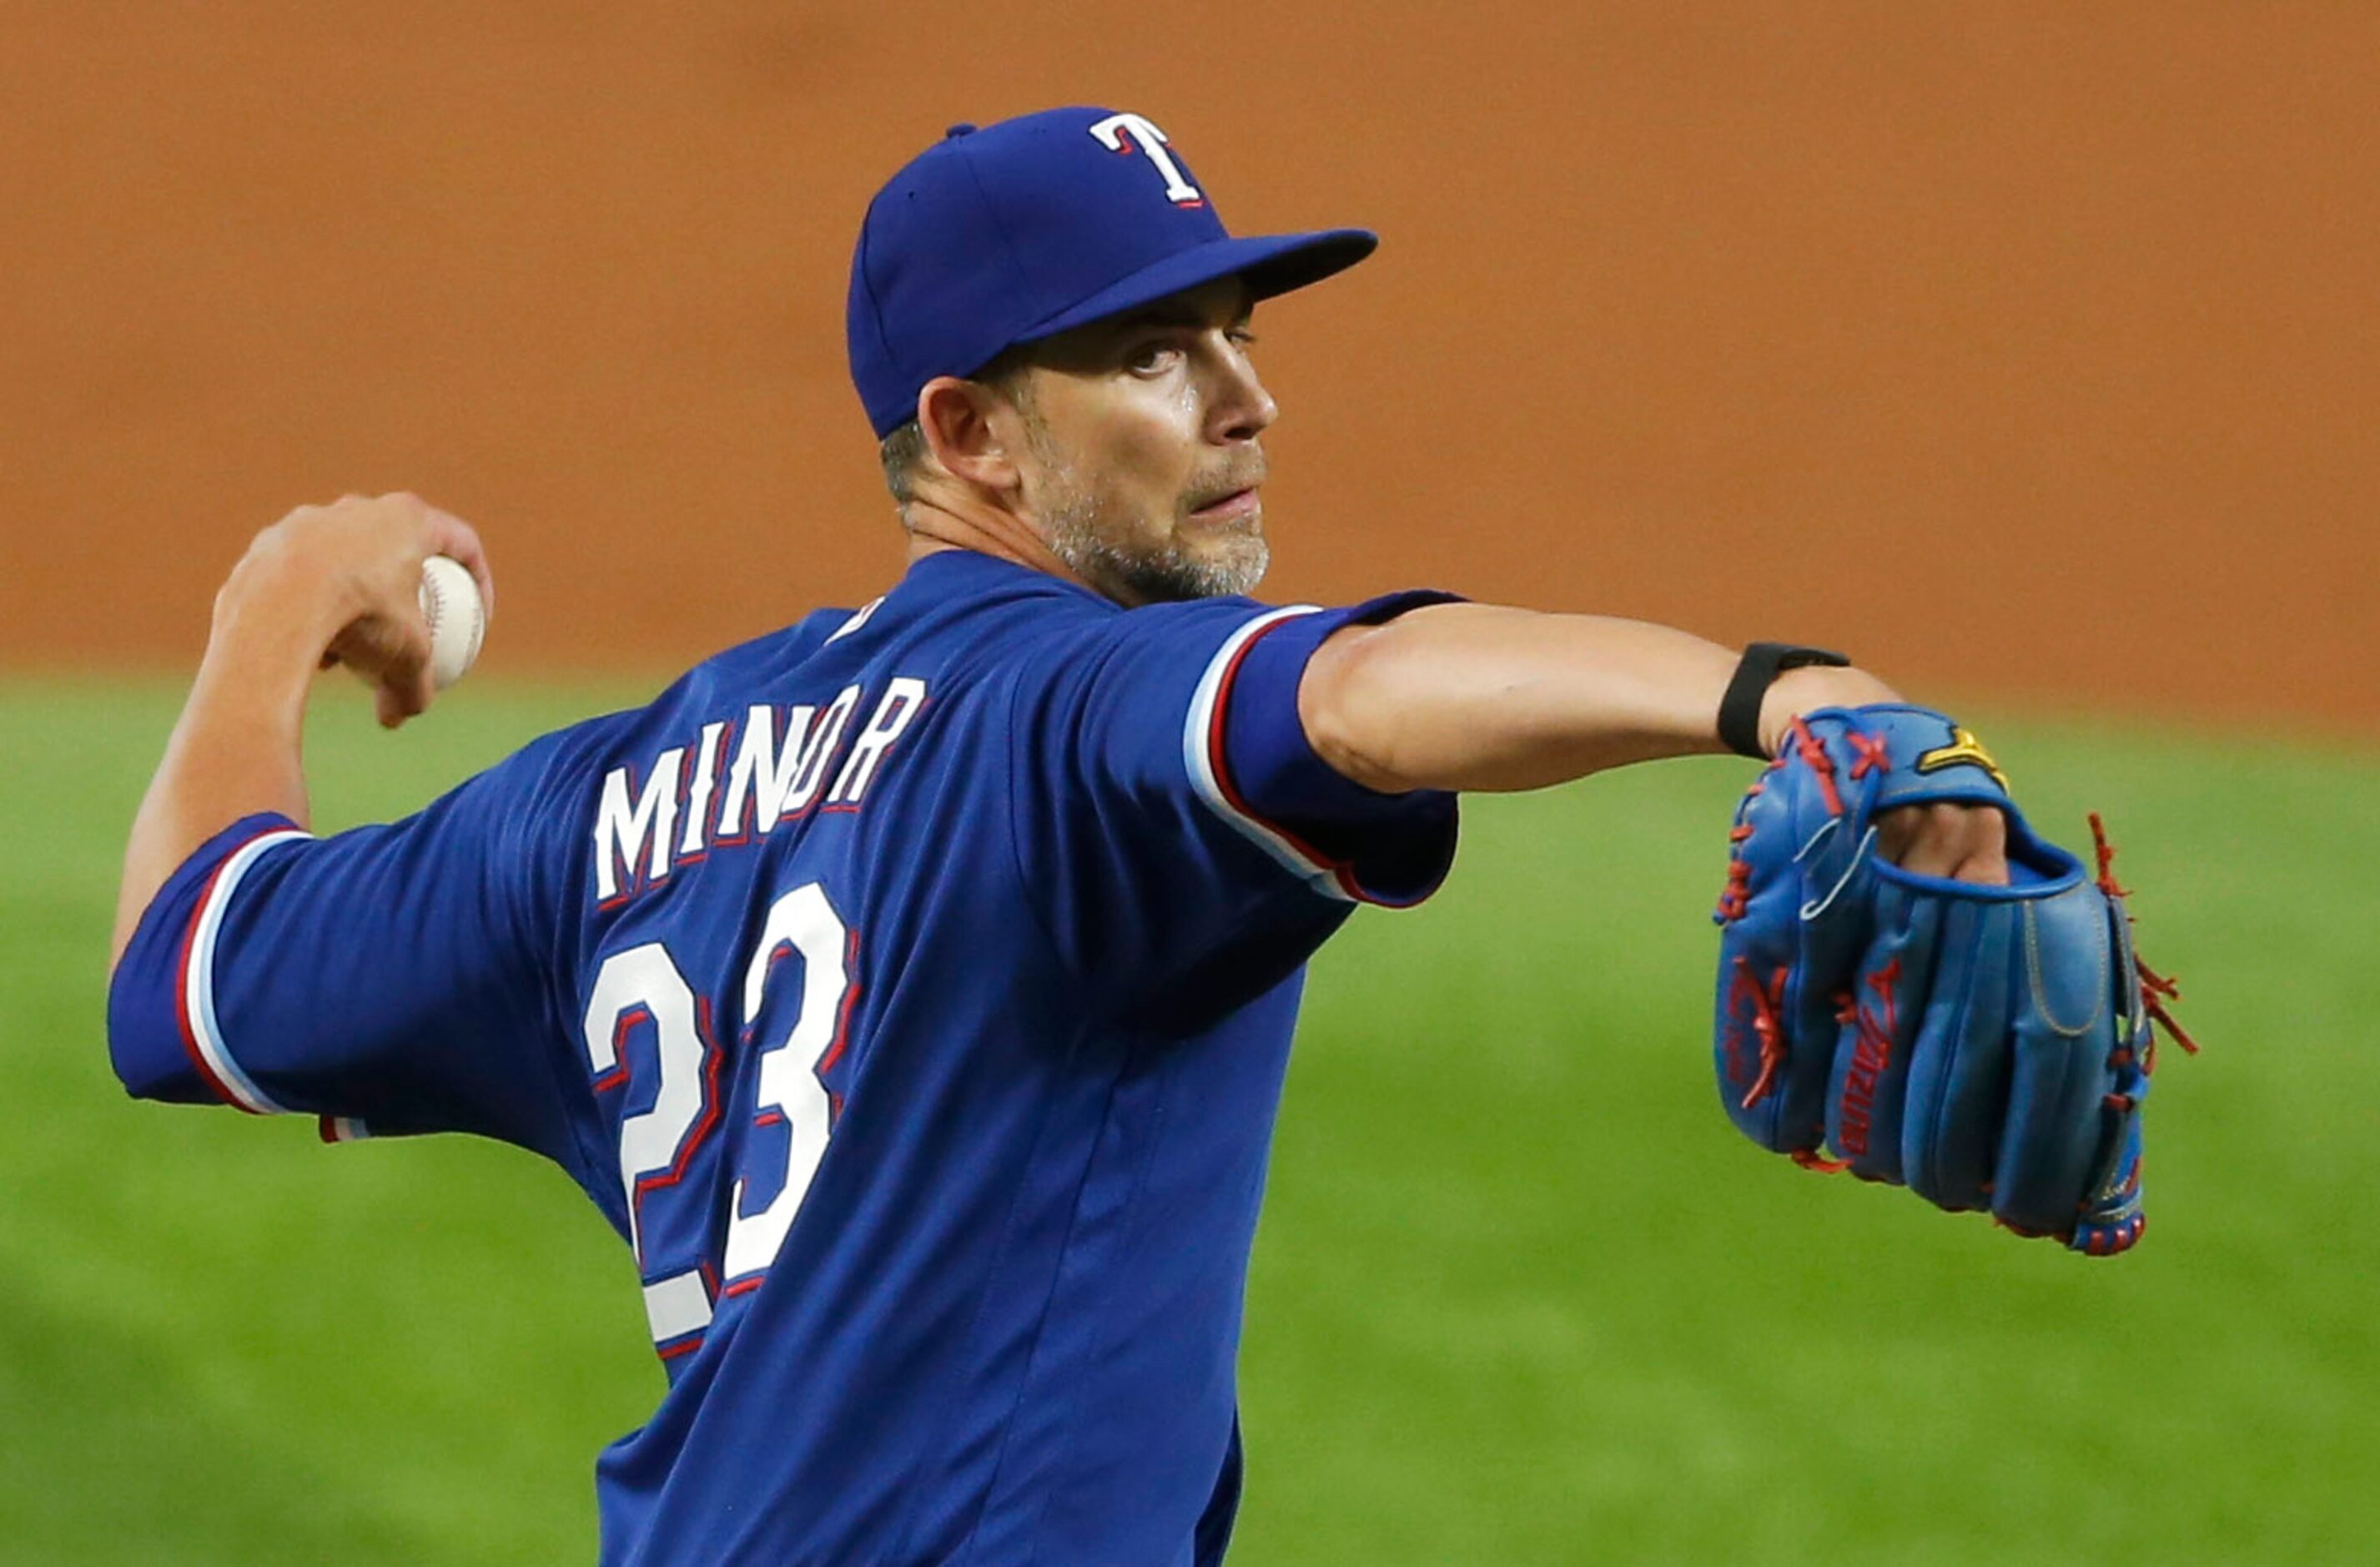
108,549,1459,1564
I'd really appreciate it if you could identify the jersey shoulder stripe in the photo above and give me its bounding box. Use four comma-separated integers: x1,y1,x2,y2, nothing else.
175,825,313,1114
1180,605,1364,903
1179,592,1461,910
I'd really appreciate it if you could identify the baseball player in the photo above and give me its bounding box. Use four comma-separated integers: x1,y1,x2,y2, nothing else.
108,108,2010,1563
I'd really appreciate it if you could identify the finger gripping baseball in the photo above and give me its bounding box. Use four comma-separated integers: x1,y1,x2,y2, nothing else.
1709,706,2189,1256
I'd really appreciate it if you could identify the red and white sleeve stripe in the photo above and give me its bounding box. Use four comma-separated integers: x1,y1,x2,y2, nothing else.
172,827,313,1115
1181,607,1388,905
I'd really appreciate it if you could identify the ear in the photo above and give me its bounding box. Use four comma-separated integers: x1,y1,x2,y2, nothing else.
915,375,1021,494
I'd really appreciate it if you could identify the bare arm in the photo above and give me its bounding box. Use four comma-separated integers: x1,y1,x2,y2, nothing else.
1299,604,2006,880
110,494,491,968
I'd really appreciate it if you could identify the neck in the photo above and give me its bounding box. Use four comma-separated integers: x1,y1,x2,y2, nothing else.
901,492,1107,601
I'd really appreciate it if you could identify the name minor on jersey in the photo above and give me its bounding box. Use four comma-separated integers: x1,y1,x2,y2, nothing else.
592,677,928,906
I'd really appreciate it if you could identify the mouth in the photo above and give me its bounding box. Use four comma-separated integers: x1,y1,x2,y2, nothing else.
1187,486,1260,523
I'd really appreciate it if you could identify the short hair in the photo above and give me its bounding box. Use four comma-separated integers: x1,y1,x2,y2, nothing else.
877,348,1036,510
878,419,931,506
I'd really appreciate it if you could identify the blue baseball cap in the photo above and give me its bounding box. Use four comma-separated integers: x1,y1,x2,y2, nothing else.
846,107,1376,438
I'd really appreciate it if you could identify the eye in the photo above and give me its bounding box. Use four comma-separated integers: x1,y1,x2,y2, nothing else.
1226,326,1259,350
1125,340,1180,375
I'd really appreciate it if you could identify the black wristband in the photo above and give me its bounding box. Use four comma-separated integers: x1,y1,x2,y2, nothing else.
1718,642,1852,760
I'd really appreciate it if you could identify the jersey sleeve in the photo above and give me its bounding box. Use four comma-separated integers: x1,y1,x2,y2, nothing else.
105,733,595,1172
1008,591,1462,985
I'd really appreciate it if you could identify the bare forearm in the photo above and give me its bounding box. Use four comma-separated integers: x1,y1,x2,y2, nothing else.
1299,603,1898,794
108,495,492,970
110,584,329,965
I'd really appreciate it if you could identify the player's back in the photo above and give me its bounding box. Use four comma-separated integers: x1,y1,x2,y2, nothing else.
559,548,1306,1563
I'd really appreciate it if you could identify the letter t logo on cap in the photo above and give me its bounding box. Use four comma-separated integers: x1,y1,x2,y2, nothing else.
1087,113,1204,208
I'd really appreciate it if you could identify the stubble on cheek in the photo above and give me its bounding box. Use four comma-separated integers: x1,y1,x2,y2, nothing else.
1030,421,1269,605
1172,507,1270,600
1049,490,1269,605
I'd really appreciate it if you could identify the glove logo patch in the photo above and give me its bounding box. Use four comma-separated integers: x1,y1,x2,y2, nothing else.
1834,959,1902,1158
1916,728,2010,791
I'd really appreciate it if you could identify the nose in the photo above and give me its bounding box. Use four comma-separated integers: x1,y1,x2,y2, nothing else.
1206,341,1277,446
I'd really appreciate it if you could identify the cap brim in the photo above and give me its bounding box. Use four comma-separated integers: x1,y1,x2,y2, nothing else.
1015,228,1376,345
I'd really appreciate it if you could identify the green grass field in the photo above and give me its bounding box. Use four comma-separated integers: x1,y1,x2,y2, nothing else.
2,679,2371,1564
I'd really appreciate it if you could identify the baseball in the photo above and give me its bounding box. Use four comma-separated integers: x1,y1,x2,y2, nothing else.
418,555,486,690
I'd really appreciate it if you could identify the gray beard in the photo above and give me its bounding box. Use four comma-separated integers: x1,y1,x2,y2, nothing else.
1036,462,1269,604
1019,410,1270,603
1049,505,1270,604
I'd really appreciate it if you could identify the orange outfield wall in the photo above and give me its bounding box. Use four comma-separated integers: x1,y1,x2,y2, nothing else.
2,3,2372,730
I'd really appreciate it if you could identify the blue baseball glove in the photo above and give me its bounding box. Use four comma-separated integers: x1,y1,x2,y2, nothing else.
1710,706,2195,1255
